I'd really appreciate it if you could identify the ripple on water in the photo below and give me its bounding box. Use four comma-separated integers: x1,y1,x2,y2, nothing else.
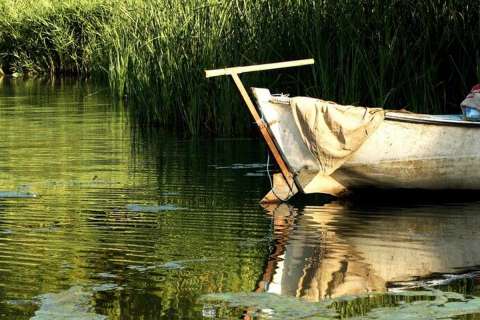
0,81,268,319
7,80,480,319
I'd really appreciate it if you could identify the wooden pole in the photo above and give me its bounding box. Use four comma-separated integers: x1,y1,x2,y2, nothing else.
230,73,295,192
205,59,314,78
205,59,315,198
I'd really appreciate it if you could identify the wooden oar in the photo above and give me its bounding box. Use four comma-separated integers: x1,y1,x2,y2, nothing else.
205,59,315,202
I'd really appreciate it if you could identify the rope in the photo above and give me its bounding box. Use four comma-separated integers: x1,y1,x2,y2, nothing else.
266,147,295,202
260,105,295,202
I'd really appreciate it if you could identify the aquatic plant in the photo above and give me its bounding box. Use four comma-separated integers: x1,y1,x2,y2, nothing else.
1,0,480,135
202,289,480,319
32,286,106,320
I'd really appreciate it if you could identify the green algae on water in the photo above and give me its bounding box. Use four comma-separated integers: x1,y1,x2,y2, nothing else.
128,258,212,272
125,203,182,213
32,286,106,320
0,191,37,198
202,289,480,319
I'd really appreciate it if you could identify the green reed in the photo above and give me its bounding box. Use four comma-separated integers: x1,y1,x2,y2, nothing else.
1,0,480,135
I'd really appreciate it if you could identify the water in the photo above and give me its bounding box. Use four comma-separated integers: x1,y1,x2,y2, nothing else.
1,79,480,319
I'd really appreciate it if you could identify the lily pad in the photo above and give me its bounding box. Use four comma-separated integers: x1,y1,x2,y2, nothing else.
32,286,106,320
96,272,118,279
0,191,37,198
202,289,480,320
92,283,120,292
202,292,336,319
128,258,211,272
125,203,181,213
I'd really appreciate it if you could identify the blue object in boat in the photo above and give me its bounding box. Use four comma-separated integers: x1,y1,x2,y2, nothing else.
462,106,480,121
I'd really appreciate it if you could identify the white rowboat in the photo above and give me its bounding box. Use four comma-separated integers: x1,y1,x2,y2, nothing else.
206,59,480,202
253,88,480,197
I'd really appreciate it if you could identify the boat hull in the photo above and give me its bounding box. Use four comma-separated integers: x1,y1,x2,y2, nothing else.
253,88,480,196
335,119,480,190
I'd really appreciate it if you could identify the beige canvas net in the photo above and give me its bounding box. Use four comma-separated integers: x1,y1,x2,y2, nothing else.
290,97,385,175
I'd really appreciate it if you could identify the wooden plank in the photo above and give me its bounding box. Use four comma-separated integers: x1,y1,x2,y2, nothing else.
205,59,314,78
230,73,296,195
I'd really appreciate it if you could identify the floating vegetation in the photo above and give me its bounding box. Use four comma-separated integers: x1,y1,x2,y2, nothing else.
32,286,106,320
44,178,120,188
203,292,336,319
244,172,267,177
212,163,270,170
95,272,118,279
202,289,480,319
128,258,211,272
125,203,182,213
0,190,38,198
390,271,480,292
91,283,121,292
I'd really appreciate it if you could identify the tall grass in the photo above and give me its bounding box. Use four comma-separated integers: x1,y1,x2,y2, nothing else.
1,0,480,135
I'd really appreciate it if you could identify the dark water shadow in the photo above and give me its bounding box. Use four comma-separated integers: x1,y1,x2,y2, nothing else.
291,188,480,209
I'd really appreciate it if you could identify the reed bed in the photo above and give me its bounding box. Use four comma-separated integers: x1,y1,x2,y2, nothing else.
1,0,480,135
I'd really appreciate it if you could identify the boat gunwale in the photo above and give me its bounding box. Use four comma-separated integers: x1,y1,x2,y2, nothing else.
385,113,480,127
267,92,480,127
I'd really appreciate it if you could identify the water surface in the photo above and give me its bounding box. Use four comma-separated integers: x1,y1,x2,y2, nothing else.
1,79,480,319
0,79,270,319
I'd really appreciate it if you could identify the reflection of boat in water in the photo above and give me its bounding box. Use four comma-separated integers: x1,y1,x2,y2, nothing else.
259,202,480,301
